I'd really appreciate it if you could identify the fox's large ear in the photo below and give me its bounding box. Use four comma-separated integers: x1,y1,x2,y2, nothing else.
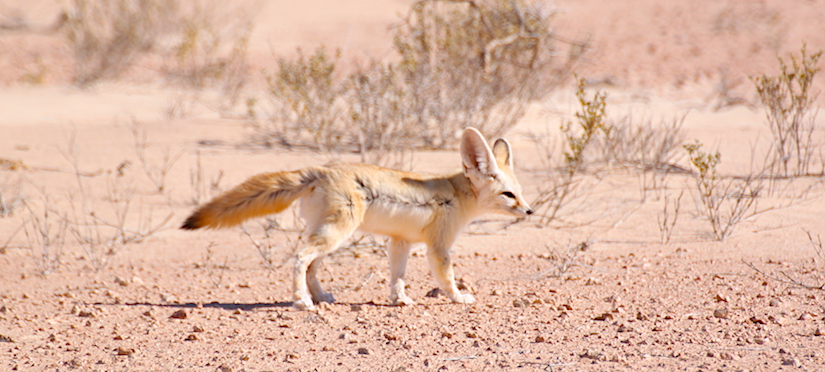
492,138,514,169
461,127,498,177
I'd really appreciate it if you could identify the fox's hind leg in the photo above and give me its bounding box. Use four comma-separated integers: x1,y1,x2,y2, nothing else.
293,189,363,310
388,239,415,306
293,227,355,310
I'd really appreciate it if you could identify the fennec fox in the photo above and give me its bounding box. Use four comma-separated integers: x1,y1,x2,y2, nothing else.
182,127,532,310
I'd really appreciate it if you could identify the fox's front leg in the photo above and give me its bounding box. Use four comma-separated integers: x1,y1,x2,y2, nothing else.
388,239,415,306
426,239,475,305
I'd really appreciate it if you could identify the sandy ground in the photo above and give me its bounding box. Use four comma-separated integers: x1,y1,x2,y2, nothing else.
2,0,825,371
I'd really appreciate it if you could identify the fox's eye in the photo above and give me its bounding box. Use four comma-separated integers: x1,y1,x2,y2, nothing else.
501,191,516,199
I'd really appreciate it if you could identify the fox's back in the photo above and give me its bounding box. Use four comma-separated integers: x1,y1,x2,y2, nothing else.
304,163,463,242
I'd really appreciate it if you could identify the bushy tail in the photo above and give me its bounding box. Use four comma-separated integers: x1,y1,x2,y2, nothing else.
181,168,320,230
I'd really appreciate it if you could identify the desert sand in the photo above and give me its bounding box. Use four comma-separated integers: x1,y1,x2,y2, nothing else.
1,0,824,371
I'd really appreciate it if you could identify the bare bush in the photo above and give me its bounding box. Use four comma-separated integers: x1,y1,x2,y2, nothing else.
684,141,766,241
598,115,686,173
530,77,609,225
598,115,687,201
189,150,224,205
260,0,585,156
62,0,178,86
197,242,228,288
22,196,68,275
263,47,344,152
61,132,173,270
707,68,750,111
392,0,584,147
240,220,296,270
62,0,255,97
129,120,184,193
0,174,23,218
344,63,419,167
657,190,683,244
161,2,255,115
536,240,589,278
744,230,825,291
752,45,822,177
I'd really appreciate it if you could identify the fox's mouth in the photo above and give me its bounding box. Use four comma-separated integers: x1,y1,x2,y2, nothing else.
504,206,533,217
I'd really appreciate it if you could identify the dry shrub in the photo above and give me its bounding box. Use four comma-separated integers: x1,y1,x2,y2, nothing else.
529,77,609,225
752,45,822,178
60,132,173,270
344,63,419,167
684,141,765,241
129,120,184,193
62,0,255,98
161,1,255,113
392,0,583,147
528,78,688,227
259,0,585,160
263,47,345,152
0,174,24,218
62,0,178,86
598,116,686,173
22,195,68,275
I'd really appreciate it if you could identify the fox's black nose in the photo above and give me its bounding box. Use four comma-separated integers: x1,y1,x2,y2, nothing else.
526,209,533,215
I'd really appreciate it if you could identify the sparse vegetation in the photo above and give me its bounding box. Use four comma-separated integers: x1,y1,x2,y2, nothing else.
62,0,255,94
530,77,609,225
259,0,585,160
22,195,68,275
129,120,184,193
188,150,224,206
744,230,825,290
62,0,178,86
752,45,822,178
58,131,173,271
598,115,687,173
0,175,24,218
684,141,765,241
536,240,589,278
241,220,296,270
657,190,683,244
263,47,344,152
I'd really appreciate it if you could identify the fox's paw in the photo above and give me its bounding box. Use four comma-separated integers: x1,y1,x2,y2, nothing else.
292,298,315,311
452,293,476,304
312,292,336,304
390,295,417,306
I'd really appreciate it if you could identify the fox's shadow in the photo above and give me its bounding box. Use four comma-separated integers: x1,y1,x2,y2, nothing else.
116,300,396,311
120,301,292,311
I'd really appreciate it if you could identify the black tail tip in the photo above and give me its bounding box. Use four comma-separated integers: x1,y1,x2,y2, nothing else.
180,215,202,230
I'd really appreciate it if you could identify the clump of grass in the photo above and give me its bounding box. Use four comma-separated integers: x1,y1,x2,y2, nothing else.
751,45,822,178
